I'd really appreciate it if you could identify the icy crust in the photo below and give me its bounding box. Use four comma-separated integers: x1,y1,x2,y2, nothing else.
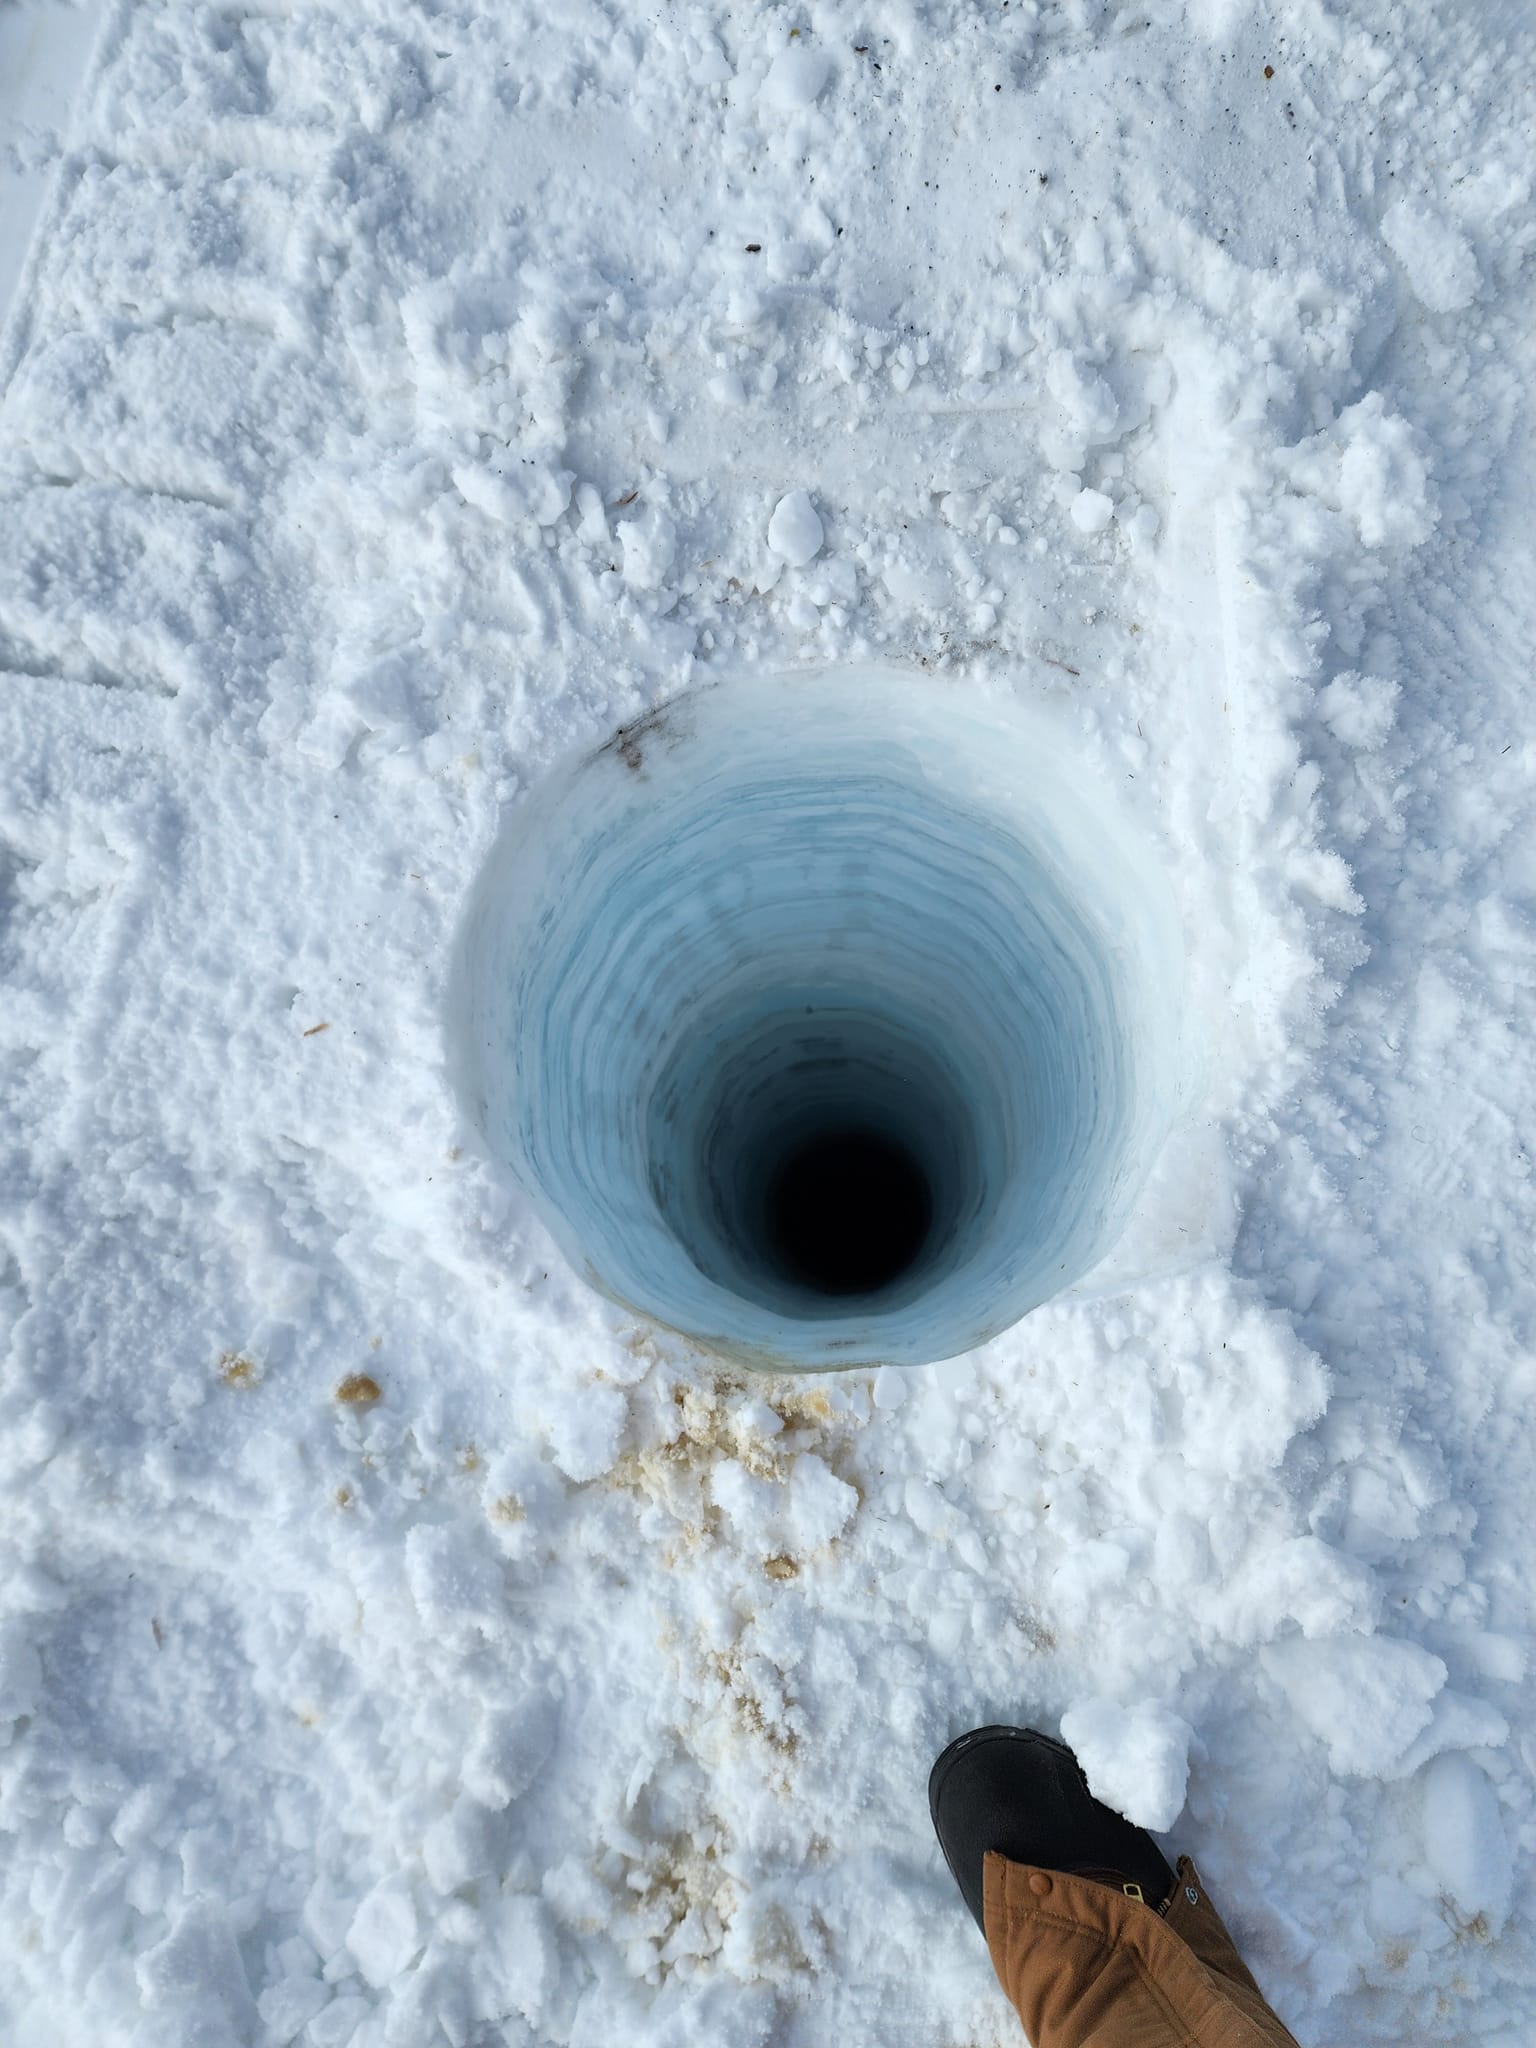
453,671,1183,1368
0,0,1534,2044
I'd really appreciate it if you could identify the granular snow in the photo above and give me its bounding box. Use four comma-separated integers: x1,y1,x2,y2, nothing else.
0,1,1534,2045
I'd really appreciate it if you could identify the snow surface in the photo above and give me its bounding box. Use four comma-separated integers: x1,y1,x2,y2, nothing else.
0,1,106,319
0,2,1534,2046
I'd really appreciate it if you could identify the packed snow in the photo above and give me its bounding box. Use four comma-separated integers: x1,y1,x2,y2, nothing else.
1,2,1534,2046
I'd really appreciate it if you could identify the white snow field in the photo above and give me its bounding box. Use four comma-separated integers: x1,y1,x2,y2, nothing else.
1,0,1534,2043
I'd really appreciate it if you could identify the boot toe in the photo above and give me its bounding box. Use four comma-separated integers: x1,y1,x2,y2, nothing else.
929,1725,1174,1935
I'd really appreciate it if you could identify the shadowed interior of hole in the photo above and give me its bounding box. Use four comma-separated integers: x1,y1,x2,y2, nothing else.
764,1127,934,1295
648,1000,988,1317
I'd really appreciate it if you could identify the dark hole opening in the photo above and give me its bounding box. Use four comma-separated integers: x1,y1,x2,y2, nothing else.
763,1126,934,1297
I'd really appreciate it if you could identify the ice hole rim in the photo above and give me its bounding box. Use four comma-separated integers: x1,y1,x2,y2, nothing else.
448,666,1185,1371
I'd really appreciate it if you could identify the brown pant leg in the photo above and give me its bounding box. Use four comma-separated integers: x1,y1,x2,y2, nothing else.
982,1853,1304,2048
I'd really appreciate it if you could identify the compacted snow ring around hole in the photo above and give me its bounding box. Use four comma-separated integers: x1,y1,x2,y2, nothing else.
450,668,1184,1370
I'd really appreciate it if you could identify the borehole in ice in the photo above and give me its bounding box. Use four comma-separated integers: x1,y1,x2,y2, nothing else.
450,667,1184,1371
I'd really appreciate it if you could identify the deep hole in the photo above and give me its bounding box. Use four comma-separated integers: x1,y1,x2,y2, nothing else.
763,1126,934,1297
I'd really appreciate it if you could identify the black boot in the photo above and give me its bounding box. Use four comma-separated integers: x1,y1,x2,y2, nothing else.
928,1725,1175,1934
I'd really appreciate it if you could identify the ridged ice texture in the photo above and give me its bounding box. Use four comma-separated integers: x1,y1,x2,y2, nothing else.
450,669,1183,1370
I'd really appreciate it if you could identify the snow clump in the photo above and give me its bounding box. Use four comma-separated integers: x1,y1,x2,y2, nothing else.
767,488,825,565
1058,1699,1194,1833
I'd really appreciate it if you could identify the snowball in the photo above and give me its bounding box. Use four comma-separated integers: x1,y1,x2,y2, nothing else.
346,1875,421,1989
1070,488,1115,535
760,45,833,111
1058,1699,1192,1831
1262,1633,1446,1777
1382,200,1480,314
767,489,824,566
1421,1753,1512,1926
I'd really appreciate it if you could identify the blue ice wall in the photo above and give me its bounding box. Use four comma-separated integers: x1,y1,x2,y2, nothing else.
450,668,1183,1370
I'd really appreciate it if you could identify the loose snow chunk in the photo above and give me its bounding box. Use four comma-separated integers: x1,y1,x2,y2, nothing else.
690,35,732,86
347,1875,421,1989
460,460,581,528
1045,350,1120,445
256,1973,330,2041
1263,1633,1447,1777
1319,671,1399,751
881,556,948,606
619,506,677,591
464,1695,559,1811
767,489,824,566
1382,200,1481,313
712,1458,781,1551
1070,488,1115,535
1059,1700,1192,1831
136,1903,257,2031
787,1452,857,1550
760,45,833,110
452,464,523,524
712,1452,855,1558
1220,1534,1376,1643
1421,1752,1513,1927
1284,395,1434,549
544,1380,627,1481
494,1893,558,2024
1395,1689,1511,1781
424,1797,493,1894
1337,402,1433,547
